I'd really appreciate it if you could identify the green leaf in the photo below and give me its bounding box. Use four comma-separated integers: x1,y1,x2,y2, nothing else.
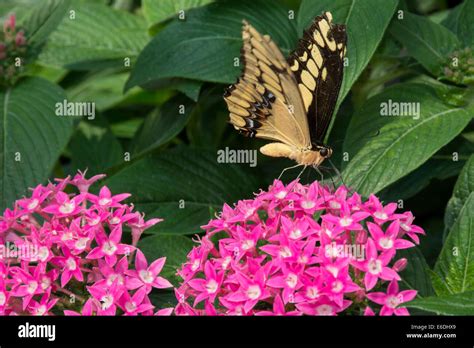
104,146,260,235
398,248,435,298
0,77,73,210
138,234,194,286
408,290,474,315
143,0,213,28
434,193,474,294
342,83,472,196
126,0,298,89
68,120,123,175
444,155,474,233
130,96,194,158
38,2,148,69
21,0,71,49
443,1,474,47
298,0,398,139
389,12,460,75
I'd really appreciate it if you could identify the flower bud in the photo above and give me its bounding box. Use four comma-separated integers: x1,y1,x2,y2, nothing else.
356,230,367,244
15,30,26,47
3,14,16,33
393,258,408,272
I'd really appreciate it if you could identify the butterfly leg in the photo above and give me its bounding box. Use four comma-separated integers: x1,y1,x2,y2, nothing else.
327,159,355,194
277,163,303,180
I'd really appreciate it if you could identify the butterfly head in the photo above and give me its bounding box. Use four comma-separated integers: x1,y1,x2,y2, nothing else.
314,144,332,159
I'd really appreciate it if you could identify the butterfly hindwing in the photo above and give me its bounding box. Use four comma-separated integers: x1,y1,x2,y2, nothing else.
288,12,347,144
224,21,312,150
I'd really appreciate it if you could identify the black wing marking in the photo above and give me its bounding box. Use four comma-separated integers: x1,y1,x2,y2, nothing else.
288,12,347,144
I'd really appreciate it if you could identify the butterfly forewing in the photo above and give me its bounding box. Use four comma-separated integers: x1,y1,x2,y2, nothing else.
224,21,312,150
288,12,347,144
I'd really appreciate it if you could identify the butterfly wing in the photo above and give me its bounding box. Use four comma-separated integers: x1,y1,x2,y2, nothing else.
224,21,312,151
288,12,347,144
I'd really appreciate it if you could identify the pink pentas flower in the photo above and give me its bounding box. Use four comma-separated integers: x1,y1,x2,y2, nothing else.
367,279,417,316
126,250,172,293
0,171,172,316
176,179,424,315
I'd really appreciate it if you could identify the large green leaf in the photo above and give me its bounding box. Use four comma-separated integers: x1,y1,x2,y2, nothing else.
68,120,123,175
38,2,148,69
0,78,73,210
130,96,194,158
142,0,213,28
20,0,70,50
408,290,474,315
298,0,398,139
398,248,435,298
443,0,474,47
390,12,460,75
138,234,194,286
444,155,474,233
434,193,474,294
342,83,472,196
104,147,260,235
126,0,298,89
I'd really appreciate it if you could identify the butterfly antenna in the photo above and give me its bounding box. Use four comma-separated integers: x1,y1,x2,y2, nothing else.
327,159,355,195
313,164,329,206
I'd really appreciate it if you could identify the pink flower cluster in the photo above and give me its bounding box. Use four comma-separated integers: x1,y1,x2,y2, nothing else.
1,14,27,86
175,180,424,316
0,171,172,316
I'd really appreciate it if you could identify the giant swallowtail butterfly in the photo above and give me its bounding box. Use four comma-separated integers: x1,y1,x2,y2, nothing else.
224,12,346,169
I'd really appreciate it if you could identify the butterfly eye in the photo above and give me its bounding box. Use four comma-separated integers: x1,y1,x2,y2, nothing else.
319,147,329,157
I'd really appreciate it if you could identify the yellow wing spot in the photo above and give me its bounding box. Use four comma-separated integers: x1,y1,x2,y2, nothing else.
301,70,316,91
337,42,343,50
300,51,308,62
227,95,251,108
306,59,319,77
311,45,323,68
314,31,325,47
319,19,336,51
322,67,327,81
290,59,299,72
230,113,246,127
228,104,250,117
298,83,313,111
325,12,333,22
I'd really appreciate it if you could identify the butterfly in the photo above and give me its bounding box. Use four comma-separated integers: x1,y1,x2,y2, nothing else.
224,11,346,172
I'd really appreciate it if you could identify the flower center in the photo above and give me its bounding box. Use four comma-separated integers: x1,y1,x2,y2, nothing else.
339,217,353,227
374,211,388,220
206,279,219,294
301,200,315,209
330,201,341,209
37,246,49,262
275,191,287,199
221,256,231,270
125,301,137,312
107,273,124,286
332,280,344,293
191,259,200,271
279,246,292,258
75,237,89,250
102,241,117,256
0,292,6,305
241,240,254,251
61,232,73,241
101,294,114,310
89,217,101,226
306,286,319,299
316,304,333,315
285,273,298,288
66,257,77,270
99,198,112,206
368,259,382,275
379,237,394,249
109,217,120,225
246,285,261,300
59,201,75,214
41,277,51,290
27,199,39,210
139,270,154,284
400,222,410,231
27,281,38,294
35,305,47,315
386,295,402,308
289,229,302,239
